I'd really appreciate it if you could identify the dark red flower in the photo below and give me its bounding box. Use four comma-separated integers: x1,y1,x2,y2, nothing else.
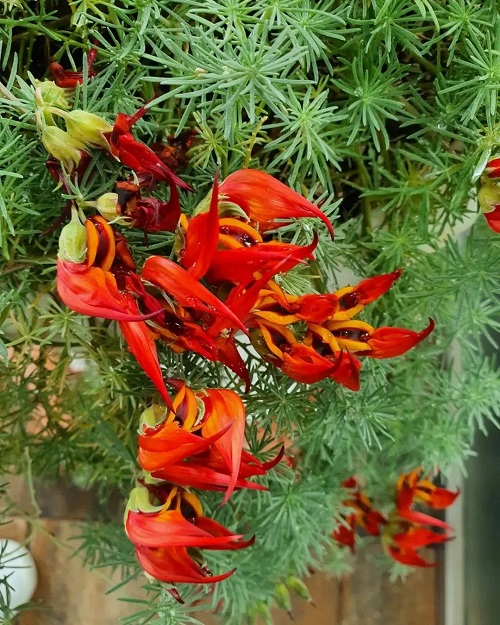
105,106,192,190
49,47,97,88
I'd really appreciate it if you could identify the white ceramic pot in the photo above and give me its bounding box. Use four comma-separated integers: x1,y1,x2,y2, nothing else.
0,539,37,613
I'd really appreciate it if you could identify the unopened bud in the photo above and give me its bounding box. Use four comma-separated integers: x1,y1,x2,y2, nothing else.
125,484,163,519
63,109,112,149
286,577,313,604
249,602,273,625
35,80,69,109
478,182,500,214
41,125,87,173
139,404,167,433
95,193,119,220
58,207,87,263
275,582,293,616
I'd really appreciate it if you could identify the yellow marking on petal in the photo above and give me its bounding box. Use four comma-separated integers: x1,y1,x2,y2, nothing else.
219,217,263,243
218,233,244,249
182,385,201,431
163,485,178,511
258,323,284,359
332,304,364,321
326,320,375,333
253,310,300,325
181,490,204,517
85,219,99,267
337,339,372,352
308,323,340,352
334,286,356,298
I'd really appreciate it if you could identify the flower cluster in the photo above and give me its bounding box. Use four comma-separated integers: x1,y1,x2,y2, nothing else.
43,57,436,589
333,470,459,567
125,382,282,584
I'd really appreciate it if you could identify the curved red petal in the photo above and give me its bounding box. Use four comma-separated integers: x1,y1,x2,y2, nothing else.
202,389,245,503
220,169,334,238
393,528,451,549
397,508,451,530
126,509,243,548
206,235,318,286
152,463,267,493
118,317,173,410
281,344,337,384
388,546,436,567
352,269,402,305
57,260,163,322
182,173,220,279
367,318,435,359
330,350,361,391
141,256,247,334
484,205,500,232
138,423,232,471
135,545,236,584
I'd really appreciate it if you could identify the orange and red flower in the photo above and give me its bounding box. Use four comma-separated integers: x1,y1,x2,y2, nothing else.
126,483,253,584
246,270,434,390
478,169,500,233
138,382,283,503
333,471,458,568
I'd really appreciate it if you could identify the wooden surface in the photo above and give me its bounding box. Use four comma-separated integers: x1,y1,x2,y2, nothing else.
1,477,438,625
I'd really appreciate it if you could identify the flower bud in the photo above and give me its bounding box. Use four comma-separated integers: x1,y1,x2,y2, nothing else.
139,404,167,433
286,576,313,603
63,109,112,149
58,208,87,263
41,125,88,173
274,582,292,615
95,193,119,221
478,181,500,214
35,80,69,109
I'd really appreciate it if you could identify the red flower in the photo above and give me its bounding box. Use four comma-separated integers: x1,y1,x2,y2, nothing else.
56,214,174,408
219,169,334,238
105,106,192,190
396,469,459,513
332,477,387,551
205,237,318,286
116,180,181,235
49,47,97,88
485,156,500,178
126,483,252,584
382,469,459,567
138,382,283,502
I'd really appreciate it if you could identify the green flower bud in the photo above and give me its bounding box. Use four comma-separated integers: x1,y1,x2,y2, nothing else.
95,193,119,221
125,484,163,519
63,109,112,149
58,208,87,263
139,404,167,433
35,80,69,109
274,582,292,614
478,182,500,214
286,576,313,603
41,125,87,173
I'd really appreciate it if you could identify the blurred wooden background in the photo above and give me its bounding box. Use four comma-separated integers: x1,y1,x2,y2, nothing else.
1,477,439,625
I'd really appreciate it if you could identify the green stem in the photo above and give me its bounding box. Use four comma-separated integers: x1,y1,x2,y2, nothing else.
355,144,372,235
410,52,438,77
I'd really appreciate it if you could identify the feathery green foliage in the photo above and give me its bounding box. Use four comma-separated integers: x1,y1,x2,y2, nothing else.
1,0,500,623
